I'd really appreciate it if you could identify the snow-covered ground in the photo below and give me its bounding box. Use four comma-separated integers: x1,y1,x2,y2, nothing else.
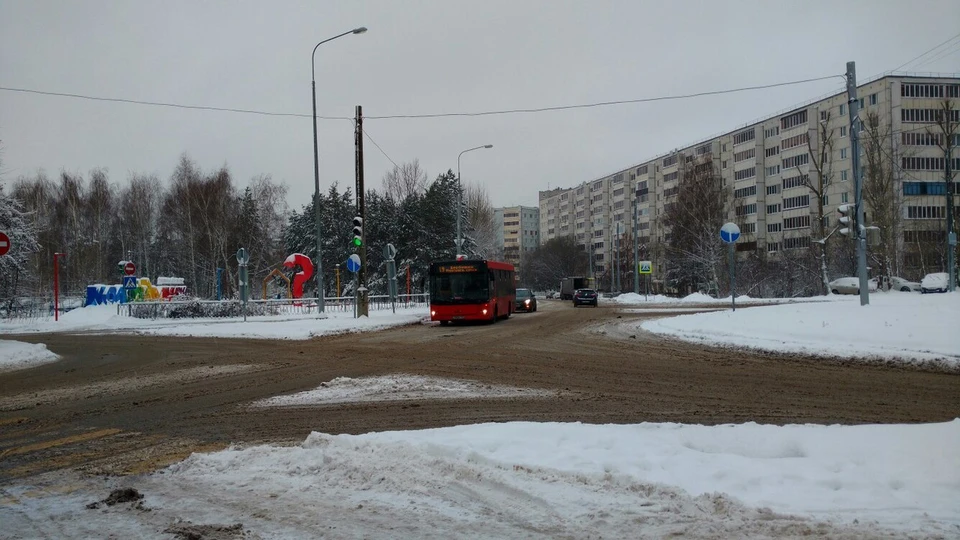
619,290,960,367
1,292,958,538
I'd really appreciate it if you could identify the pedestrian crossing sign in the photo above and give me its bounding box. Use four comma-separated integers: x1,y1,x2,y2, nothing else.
639,261,652,274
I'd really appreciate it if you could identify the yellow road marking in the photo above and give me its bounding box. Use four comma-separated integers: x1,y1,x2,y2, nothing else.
0,428,122,459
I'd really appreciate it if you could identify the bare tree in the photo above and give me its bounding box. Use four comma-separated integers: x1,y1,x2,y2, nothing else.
381,159,428,201
928,99,958,281
662,158,729,294
463,182,499,259
861,110,903,282
804,112,836,294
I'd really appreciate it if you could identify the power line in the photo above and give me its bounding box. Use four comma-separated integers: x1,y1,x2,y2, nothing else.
362,75,843,119
891,32,960,72
914,40,960,71
0,74,840,122
0,86,351,120
362,128,399,169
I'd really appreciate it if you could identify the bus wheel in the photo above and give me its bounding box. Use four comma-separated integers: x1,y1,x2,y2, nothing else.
439,320,449,326
490,307,498,324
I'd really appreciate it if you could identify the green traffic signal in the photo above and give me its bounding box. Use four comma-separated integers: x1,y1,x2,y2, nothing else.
352,236,362,247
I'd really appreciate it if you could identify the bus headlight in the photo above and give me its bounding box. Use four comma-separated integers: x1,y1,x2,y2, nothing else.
482,309,488,315
524,299,531,305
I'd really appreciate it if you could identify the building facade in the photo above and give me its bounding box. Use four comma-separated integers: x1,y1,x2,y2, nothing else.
494,205,540,270
539,74,959,292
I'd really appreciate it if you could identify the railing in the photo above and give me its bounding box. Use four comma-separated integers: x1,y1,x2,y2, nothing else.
118,294,430,319
1,297,85,319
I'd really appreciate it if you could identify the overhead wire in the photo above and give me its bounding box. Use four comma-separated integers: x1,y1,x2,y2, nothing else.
890,32,960,72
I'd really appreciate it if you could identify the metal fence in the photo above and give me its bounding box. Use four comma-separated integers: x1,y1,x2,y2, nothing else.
0,297,85,320
117,294,430,319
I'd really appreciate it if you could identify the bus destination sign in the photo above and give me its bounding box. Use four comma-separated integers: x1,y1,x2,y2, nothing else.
437,263,481,274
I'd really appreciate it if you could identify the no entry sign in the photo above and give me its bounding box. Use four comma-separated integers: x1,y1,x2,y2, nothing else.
124,261,136,275
0,231,10,256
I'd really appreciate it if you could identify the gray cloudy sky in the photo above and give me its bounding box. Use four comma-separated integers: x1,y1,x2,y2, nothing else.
2,0,959,210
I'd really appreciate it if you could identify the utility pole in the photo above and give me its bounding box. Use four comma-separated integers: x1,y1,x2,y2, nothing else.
846,61,869,306
633,195,639,294
945,101,956,292
355,105,369,316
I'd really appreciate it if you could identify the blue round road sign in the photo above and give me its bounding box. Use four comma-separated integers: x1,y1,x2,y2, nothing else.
720,222,741,244
346,253,361,273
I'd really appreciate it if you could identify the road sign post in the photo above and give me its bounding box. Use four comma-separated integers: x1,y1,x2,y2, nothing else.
720,223,741,312
384,243,397,313
236,248,250,321
639,260,652,301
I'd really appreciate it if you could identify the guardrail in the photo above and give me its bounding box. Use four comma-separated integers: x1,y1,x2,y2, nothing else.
118,294,430,319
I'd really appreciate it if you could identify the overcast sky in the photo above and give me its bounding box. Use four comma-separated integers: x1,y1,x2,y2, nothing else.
2,0,959,210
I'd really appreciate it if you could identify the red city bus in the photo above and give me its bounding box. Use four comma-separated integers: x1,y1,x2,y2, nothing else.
428,259,516,324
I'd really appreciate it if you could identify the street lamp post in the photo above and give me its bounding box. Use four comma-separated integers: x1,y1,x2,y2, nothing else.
312,26,367,314
456,144,493,256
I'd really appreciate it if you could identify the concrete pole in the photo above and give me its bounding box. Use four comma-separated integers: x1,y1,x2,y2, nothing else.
846,61,870,306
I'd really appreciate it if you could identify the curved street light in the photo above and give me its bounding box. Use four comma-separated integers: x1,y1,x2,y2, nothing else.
456,144,493,255
311,26,367,314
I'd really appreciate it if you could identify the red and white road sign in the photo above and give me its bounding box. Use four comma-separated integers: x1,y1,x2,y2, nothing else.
0,231,10,256
124,261,136,275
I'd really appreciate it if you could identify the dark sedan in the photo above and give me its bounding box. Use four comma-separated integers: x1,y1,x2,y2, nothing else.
515,288,538,312
572,288,598,307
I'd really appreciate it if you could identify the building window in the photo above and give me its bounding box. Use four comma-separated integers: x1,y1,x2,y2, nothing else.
901,108,960,123
840,126,847,138
767,242,780,253
784,236,812,249
765,146,780,158
780,110,808,130
783,215,811,229
840,103,846,116
781,132,809,150
766,184,780,195
781,154,810,170
766,165,781,177
735,203,757,216
734,167,757,181
901,83,945,98
906,206,946,219
767,203,781,214
637,165,648,176
767,223,782,233
742,222,757,234
662,155,678,167
764,126,780,138
782,174,809,190
722,160,728,169
783,194,811,210
733,128,756,145
734,147,756,162
664,171,679,182
901,157,960,171
841,170,848,182
870,93,877,106
840,148,848,159
734,185,758,199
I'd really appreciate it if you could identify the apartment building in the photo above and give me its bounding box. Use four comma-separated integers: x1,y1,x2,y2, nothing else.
494,205,541,270
539,74,959,290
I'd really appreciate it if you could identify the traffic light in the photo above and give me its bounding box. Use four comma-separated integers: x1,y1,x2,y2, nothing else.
352,216,363,247
837,204,855,237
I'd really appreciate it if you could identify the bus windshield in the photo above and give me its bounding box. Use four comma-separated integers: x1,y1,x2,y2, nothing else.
430,272,490,303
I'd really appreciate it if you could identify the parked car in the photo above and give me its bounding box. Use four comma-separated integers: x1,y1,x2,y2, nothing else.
572,288,598,307
920,272,952,294
888,276,921,292
514,288,538,312
828,277,878,295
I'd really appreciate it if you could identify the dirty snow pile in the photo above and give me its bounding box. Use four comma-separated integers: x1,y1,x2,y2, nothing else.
0,340,59,372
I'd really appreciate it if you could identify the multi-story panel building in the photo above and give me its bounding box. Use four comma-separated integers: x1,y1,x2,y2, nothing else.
539,74,959,291
494,205,540,270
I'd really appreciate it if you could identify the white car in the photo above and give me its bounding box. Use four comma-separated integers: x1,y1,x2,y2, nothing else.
920,272,952,294
828,277,878,295
888,276,921,292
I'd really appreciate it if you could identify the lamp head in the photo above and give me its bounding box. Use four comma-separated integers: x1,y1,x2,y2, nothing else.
483,144,493,149
353,27,368,34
